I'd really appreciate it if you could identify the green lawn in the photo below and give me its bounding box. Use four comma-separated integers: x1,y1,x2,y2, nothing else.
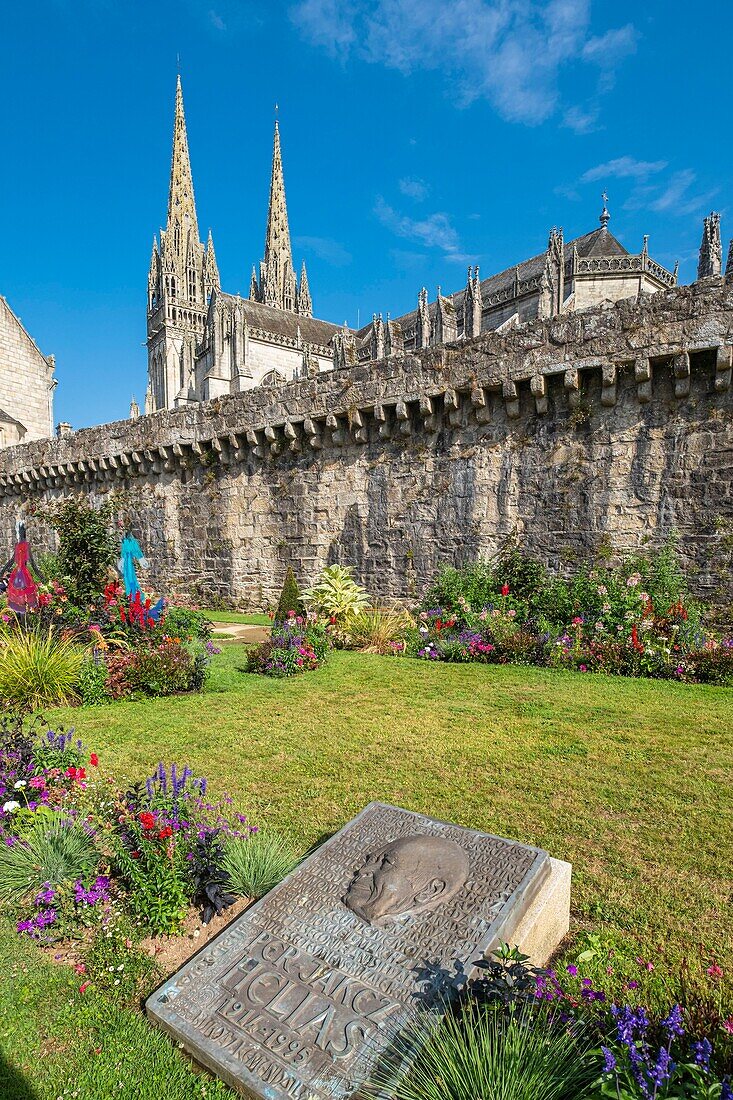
2,650,732,1098
200,609,271,626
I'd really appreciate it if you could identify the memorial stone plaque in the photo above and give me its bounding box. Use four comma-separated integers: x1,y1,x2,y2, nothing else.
147,803,552,1099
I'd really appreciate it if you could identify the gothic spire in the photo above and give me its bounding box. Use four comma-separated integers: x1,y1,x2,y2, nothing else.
166,75,200,257
259,120,295,310
698,212,722,279
204,229,220,296
297,261,312,317
726,239,733,277
249,266,259,301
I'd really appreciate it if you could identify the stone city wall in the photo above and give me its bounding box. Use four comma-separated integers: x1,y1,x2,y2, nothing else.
0,278,732,609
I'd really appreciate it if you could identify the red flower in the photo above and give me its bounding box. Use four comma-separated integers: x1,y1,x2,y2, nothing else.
501,584,510,597
138,811,156,830
79,981,91,994
131,851,140,859
89,753,99,767
158,826,173,840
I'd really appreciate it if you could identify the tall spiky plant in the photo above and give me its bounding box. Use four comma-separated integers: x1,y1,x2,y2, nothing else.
377,1003,598,1100
0,627,84,713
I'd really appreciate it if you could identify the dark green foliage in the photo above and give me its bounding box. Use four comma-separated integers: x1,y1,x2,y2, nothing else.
274,566,303,624
163,607,213,641
77,657,111,705
45,499,117,604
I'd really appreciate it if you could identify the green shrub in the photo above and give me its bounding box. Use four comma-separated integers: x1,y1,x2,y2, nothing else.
77,657,111,705
274,566,303,624
0,627,84,713
385,1003,598,1100
45,499,118,604
162,607,213,641
303,565,370,622
222,831,299,899
0,815,99,903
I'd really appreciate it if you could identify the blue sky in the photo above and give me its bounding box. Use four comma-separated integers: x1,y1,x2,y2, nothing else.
1,0,731,429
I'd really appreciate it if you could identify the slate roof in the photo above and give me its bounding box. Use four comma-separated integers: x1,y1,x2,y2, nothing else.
214,292,346,347
365,227,635,338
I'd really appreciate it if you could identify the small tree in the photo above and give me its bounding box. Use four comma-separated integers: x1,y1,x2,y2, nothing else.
46,500,117,605
274,566,303,624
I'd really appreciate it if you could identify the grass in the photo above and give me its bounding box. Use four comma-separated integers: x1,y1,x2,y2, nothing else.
0,921,235,1100
2,649,732,1098
52,648,733,966
200,609,270,625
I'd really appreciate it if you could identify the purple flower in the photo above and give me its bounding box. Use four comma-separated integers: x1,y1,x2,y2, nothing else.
34,884,56,906
650,1046,674,1088
601,1046,617,1073
692,1038,711,1071
566,964,578,976
662,1004,685,1038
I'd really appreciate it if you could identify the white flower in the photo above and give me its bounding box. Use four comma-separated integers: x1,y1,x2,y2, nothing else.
13,780,26,790
2,801,20,814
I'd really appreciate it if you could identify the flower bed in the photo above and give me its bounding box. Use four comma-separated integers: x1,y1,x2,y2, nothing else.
0,714,297,1006
246,613,328,677
404,547,733,685
0,576,218,710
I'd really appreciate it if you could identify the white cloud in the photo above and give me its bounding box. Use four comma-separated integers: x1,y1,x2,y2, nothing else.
399,177,429,201
294,235,352,266
290,0,357,58
562,105,600,134
374,196,475,262
290,0,637,126
582,24,637,67
581,156,667,183
208,9,226,30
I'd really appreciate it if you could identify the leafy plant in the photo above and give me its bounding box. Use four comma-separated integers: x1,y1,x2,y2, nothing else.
0,815,99,903
470,942,547,1007
0,627,84,713
380,1001,598,1100
162,607,213,641
77,657,111,705
303,564,370,622
348,606,414,654
274,566,304,624
45,499,118,604
222,830,299,899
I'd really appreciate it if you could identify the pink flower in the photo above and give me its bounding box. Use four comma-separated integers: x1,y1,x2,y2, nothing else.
79,981,91,994
572,617,583,626
707,964,723,980
722,1018,733,1035
29,776,46,789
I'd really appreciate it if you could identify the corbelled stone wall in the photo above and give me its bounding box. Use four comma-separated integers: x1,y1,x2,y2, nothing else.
1,278,732,609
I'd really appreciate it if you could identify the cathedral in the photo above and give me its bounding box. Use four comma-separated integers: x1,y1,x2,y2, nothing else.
146,79,715,414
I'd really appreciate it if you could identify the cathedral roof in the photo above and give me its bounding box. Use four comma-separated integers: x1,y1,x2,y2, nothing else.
214,292,344,348
370,226,637,339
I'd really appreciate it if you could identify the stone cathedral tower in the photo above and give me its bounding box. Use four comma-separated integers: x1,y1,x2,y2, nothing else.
146,77,220,412
249,121,312,317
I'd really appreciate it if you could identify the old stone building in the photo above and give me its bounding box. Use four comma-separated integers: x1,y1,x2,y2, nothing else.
146,79,332,412
0,295,55,447
145,82,686,412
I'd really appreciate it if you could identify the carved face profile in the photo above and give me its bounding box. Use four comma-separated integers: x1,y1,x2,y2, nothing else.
344,834,469,928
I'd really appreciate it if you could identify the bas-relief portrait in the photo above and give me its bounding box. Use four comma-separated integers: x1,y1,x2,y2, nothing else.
343,834,470,927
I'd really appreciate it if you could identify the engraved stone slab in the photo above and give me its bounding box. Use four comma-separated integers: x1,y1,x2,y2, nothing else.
146,803,553,1099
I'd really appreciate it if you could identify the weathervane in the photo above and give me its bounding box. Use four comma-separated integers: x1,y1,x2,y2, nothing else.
600,189,610,229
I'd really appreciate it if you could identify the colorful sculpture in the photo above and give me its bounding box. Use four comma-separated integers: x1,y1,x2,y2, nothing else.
0,520,43,614
118,531,164,622
119,532,148,600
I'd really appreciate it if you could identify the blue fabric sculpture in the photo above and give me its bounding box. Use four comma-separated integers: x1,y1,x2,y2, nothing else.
118,532,165,622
